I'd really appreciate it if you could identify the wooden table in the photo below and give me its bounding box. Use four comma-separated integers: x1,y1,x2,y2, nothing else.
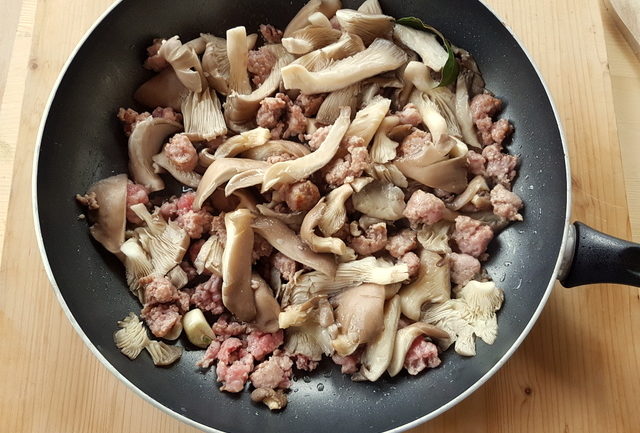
1,1,639,432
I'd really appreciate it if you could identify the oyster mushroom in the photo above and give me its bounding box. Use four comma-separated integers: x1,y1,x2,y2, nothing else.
282,25,342,55
134,67,188,111
417,220,453,254
393,23,448,72
308,11,332,27
351,180,406,221
194,158,269,210
357,0,383,14
449,175,490,211
193,233,224,275
356,294,401,381
226,26,252,95
387,322,449,377
129,203,190,276
181,87,227,141
145,340,183,366
398,249,451,320
281,38,407,94
335,9,394,45
119,237,153,301
128,116,182,192
240,140,311,161
251,273,281,333
114,313,150,360
294,32,365,72
316,82,361,124
332,283,385,356
318,184,352,236
261,106,351,191
344,96,391,147
151,150,202,189
201,33,258,96
221,209,256,322
370,115,400,163
300,198,351,255
224,168,266,197
455,71,483,149
252,216,337,277
283,0,342,38
212,128,271,160
256,204,305,231
158,36,206,93
369,163,408,188
251,388,288,411
167,265,188,290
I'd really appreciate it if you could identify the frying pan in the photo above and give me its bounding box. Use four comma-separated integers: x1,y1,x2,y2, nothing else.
33,0,640,432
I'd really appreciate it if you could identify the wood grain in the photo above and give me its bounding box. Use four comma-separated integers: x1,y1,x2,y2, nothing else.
0,1,639,432
607,0,640,57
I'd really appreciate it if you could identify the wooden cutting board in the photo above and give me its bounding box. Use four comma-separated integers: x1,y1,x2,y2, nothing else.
0,1,639,432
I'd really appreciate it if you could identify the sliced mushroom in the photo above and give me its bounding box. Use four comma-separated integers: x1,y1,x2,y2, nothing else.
449,175,490,211
332,283,385,356
351,180,406,220
130,203,190,276
393,23,448,72
370,115,400,163
82,174,127,256
455,71,483,149
181,87,227,141
407,86,447,144
294,32,366,72
357,0,383,15
158,36,206,93
167,265,188,290
417,220,452,254
400,154,468,194
202,37,231,95
251,388,288,411
221,209,256,322
283,0,342,38
128,117,182,192
399,249,451,320
318,184,352,236
194,159,269,210
226,26,252,95
357,294,401,381
145,340,183,366
224,168,266,197
239,139,311,161
308,11,332,27
224,45,295,132
344,96,391,147
300,198,351,255
282,38,407,94
256,204,305,231
261,106,351,191
282,26,342,55
193,233,224,275
114,313,150,360
335,9,394,45
387,322,449,377
316,82,361,124
119,238,153,302
213,128,271,159
251,273,281,333
279,297,323,329
134,67,188,111
369,163,408,188
252,216,337,277
152,150,202,189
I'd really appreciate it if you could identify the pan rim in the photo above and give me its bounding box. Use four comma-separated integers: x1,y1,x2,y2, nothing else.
30,0,572,432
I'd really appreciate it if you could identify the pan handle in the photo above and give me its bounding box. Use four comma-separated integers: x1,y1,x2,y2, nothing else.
559,222,640,287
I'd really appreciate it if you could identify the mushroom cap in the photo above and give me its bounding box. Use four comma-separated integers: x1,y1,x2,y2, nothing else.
252,273,281,333
86,173,128,256
358,294,401,381
352,180,406,221
399,249,451,320
114,313,150,360
387,322,449,377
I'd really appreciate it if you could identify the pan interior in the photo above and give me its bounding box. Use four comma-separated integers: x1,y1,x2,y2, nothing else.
36,0,567,431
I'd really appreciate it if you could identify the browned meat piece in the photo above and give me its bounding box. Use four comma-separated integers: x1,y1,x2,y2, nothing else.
177,290,190,314
294,93,326,117
248,46,277,86
452,216,494,258
141,303,180,338
151,106,183,123
117,108,150,136
271,252,298,281
331,352,361,375
403,190,446,226
125,181,150,225
217,337,244,364
212,314,247,337
196,340,221,368
256,93,308,140
470,94,513,146
191,274,224,314
483,144,518,188
265,153,296,164
216,349,254,393
400,252,421,278
284,104,307,138
177,209,213,239
323,136,371,187
143,38,168,72
385,229,418,258
140,275,178,305
350,222,387,256
281,180,321,212
467,150,486,176
403,337,440,375
252,234,274,262
75,192,99,210
448,252,481,286
164,134,197,172
250,354,293,389
397,103,422,126
257,95,287,129
259,24,283,44
210,213,227,245
292,354,319,371
397,129,431,158
305,125,331,151
490,184,523,221
246,330,284,361
491,118,513,145
180,261,199,281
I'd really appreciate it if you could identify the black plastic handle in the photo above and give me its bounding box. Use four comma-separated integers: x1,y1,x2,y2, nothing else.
560,222,640,288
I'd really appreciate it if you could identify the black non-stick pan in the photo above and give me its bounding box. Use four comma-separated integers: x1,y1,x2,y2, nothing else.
33,0,640,432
